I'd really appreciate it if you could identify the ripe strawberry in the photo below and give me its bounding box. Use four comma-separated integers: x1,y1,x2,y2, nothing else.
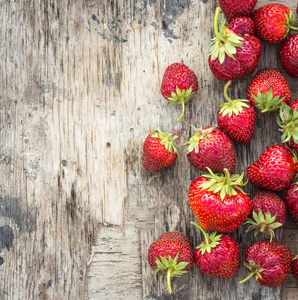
217,80,256,144
247,69,291,112
244,190,286,242
251,4,298,44
161,63,198,122
218,0,257,24
188,168,252,232
240,239,292,287
148,232,194,294
292,255,298,281
290,98,298,111
209,8,262,81
284,183,298,226
142,129,178,173
229,16,255,35
247,145,298,191
280,33,298,78
277,103,298,152
192,222,240,279
185,126,236,173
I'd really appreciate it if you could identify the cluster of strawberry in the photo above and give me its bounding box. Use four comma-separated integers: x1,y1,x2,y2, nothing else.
142,1,298,295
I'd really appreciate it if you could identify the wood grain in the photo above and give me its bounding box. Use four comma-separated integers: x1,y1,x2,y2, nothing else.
0,0,297,299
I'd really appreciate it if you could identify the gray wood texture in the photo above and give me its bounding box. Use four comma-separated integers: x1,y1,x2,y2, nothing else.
0,0,297,299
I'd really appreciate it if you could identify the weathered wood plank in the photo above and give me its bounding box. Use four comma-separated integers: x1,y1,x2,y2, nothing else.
87,0,298,300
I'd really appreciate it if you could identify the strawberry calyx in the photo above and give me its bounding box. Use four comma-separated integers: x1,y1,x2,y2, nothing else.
239,260,265,284
151,129,179,154
209,7,244,64
244,209,283,242
192,222,222,255
251,89,285,112
286,10,298,34
184,125,216,153
277,104,298,144
168,86,196,122
199,167,247,200
153,253,189,294
219,80,250,117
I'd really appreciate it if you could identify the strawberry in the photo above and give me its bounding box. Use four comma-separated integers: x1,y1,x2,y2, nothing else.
192,222,240,279
218,0,257,24
244,190,286,242
185,126,236,173
247,145,298,191
229,16,255,36
251,3,298,44
247,69,291,112
217,80,256,144
284,183,298,226
290,98,298,111
208,8,262,81
161,63,198,122
142,129,178,173
188,168,252,232
292,255,298,281
239,239,292,287
148,232,194,294
280,33,298,78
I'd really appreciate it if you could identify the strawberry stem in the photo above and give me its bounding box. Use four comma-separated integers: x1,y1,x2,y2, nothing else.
167,269,173,294
191,222,210,248
239,269,258,284
177,100,185,122
214,7,224,42
223,81,234,105
288,24,298,31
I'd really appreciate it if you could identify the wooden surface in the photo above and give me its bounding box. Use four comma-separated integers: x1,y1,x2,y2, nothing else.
0,0,298,299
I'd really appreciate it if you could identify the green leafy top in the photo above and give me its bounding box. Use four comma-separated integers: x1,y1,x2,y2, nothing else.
153,253,189,294
244,209,283,243
152,129,179,154
277,104,298,144
184,125,216,153
192,222,222,255
168,86,196,122
286,10,298,37
251,89,285,112
219,80,250,117
209,7,244,64
199,167,247,200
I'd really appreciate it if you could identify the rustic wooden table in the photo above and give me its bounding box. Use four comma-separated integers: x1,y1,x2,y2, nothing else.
0,0,297,299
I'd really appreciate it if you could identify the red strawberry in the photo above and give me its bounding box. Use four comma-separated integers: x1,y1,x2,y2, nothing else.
192,222,240,279
229,16,255,35
284,183,298,226
290,98,298,111
208,8,262,81
188,168,252,232
185,126,236,173
161,63,198,122
218,0,257,24
292,255,298,281
240,239,292,287
251,4,298,44
142,129,178,172
277,103,298,152
217,80,256,144
247,69,291,112
244,190,286,241
247,145,298,191
148,232,194,294
280,33,298,78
